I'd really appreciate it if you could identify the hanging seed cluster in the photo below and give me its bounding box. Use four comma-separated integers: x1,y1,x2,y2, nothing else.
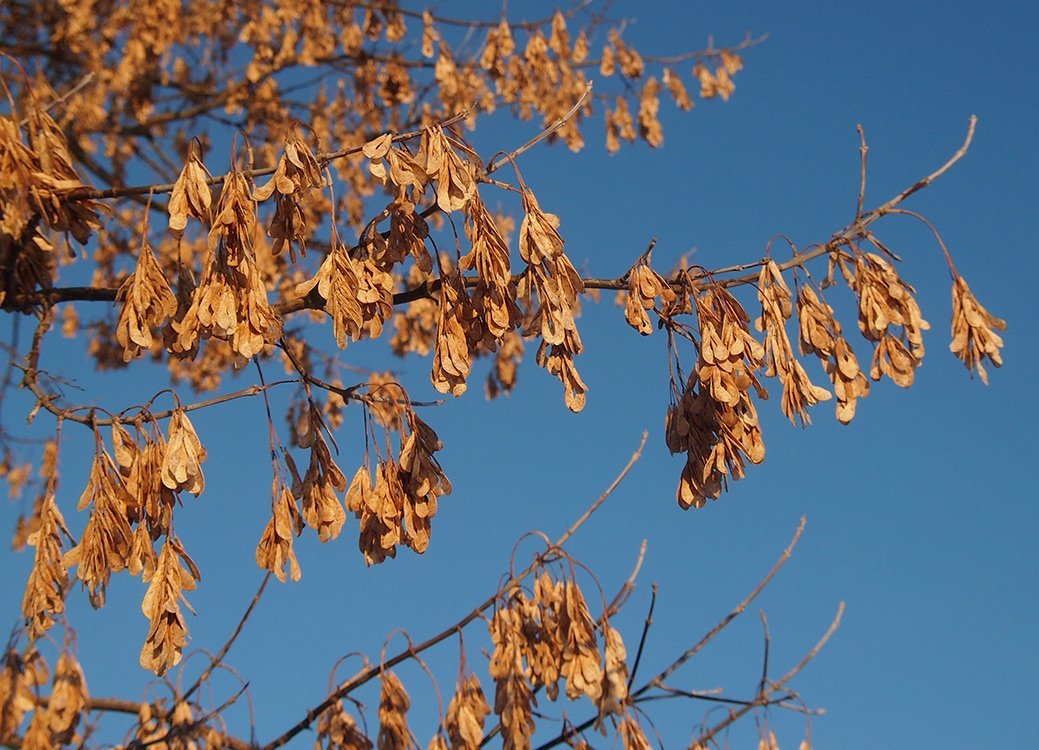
0,6,1006,749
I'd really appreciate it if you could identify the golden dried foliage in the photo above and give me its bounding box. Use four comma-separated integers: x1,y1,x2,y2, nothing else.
168,146,212,234
488,606,536,750
296,241,364,348
297,406,348,543
796,285,871,424
558,581,603,701
462,194,520,341
950,274,1006,383
666,286,766,508
2,457,32,502
618,714,652,750
664,67,694,111
364,134,428,201
519,189,587,412
423,124,476,214
161,409,207,496
397,411,451,553
840,251,930,388
445,673,491,750
317,701,373,750
256,477,303,582
484,568,628,748
21,495,69,640
134,702,170,749
755,261,832,426
355,255,396,340
254,126,326,260
486,330,525,399
596,625,629,722
139,534,199,676
526,575,565,697
0,100,100,290
43,652,89,745
171,166,283,360
63,441,135,607
0,8,1008,750
10,443,59,553
0,648,48,745
116,238,178,362
346,461,395,566
693,51,742,102
117,423,175,542
21,705,50,750
624,253,676,335
377,671,412,750
638,77,663,148
432,272,478,397
605,97,637,155
345,400,449,564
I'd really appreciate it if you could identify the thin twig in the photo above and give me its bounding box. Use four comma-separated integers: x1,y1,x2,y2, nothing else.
641,684,792,708
604,538,647,618
128,685,251,750
688,602,844,750
182,573,272,703
856,124,868,219
633,516,805,694
774,602,845,686
627,583,657,689
758,611,771,699
17,72,95,127
484,80,594,176
17,367,300,428
557,430,647,549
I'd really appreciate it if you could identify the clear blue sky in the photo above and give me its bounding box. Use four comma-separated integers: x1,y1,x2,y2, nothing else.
2,2,1036,748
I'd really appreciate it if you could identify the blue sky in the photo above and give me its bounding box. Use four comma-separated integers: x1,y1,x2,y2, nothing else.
2,1,1037,748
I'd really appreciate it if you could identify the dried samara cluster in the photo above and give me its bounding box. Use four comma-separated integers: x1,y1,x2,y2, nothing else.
0,3,1011,750
651,246,1004,508
11,106,1008,681
311,565,645,750
20,412,207,676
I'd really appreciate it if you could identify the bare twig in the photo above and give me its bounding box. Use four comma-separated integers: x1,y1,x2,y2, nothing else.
17,72,95,127
182,573,272,703
627,583,658,689
604,538,647,618
688,602,844,750
17,365,301,428
758,611,771,698
484,80,594,176
856,124,869,219
557,431,647,548
774,602,845,686
633,516,805,694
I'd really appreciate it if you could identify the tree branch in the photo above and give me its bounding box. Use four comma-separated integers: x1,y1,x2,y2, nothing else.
260,431,648,750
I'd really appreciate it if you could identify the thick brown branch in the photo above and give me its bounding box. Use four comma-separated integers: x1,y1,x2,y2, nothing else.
63,109,472,201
